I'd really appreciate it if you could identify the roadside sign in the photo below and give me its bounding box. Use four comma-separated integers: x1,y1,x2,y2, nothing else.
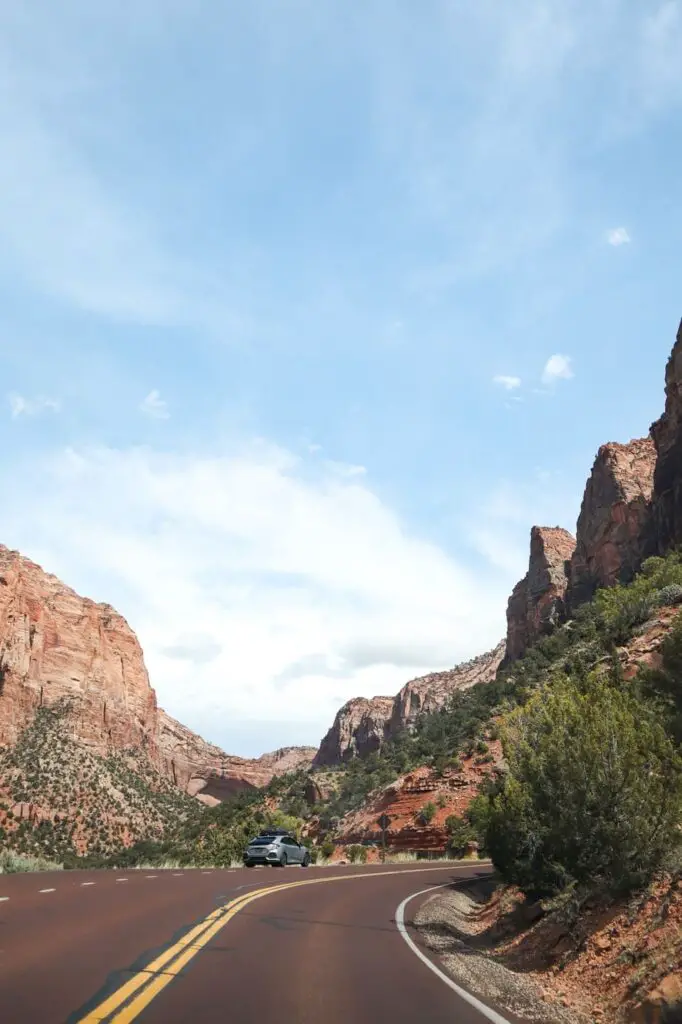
377,813,391,831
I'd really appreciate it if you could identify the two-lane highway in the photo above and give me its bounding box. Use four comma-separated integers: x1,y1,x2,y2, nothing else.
0,862,502,1023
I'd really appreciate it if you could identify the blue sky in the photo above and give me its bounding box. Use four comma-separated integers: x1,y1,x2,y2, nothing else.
0,1,680,756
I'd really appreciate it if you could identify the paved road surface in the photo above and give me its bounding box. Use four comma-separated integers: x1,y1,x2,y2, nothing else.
0,862,504,1023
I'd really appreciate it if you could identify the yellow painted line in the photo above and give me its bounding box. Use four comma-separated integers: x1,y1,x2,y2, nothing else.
79,865,484,1023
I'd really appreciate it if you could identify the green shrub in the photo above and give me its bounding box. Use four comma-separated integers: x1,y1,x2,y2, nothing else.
320,839,336,859
485,672,682,898
346,844,368,864
418,802,437,825
655,583,682,608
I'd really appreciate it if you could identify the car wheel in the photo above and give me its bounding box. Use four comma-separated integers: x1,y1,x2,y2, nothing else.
278,853,288,868
245,862,255,868
301,853,311,868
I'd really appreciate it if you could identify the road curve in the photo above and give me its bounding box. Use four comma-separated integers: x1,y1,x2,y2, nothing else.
0,862,499,1023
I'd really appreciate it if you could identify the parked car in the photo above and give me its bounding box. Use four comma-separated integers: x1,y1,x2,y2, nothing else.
243,831,311,868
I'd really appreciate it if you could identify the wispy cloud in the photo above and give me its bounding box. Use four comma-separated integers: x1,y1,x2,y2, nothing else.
139,390,169,420
606,226,631,246
8,393,60,419
493,374,522,391
542,354,573,386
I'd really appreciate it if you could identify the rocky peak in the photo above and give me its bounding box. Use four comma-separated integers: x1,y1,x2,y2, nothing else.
0,543,315,803
568,437,656,610
388,641,506,736
313,696,394,767
650,319,682,553
505,526,576,662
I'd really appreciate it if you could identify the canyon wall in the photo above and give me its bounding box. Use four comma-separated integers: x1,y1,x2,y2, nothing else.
0,545,314,796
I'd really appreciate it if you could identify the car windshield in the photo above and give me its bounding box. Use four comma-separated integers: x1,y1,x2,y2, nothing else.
249,837,276,846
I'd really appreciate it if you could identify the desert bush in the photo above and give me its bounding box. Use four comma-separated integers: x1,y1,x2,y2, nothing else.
485,672,682,898
320,839,336,859
655,583,682,607
346,844,368,864
418,802,437,825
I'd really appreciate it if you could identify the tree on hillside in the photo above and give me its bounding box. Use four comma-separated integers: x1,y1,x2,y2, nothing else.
485,671,682,898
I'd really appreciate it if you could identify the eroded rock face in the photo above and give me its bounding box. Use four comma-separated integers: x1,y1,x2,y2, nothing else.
650,320,682,555
313,696,394,767
0,545,159,756
568,438,656,610
388,641,506,737
505,526,576,662
314,642,506,767
0,544,315,799
157,713,317,798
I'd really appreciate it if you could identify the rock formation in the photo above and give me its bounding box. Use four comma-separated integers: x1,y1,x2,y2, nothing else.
314,642,506,767
0,544,314,798
158,710,316,800
505,526,576,662
313,696,394,767
0,545,159,756
650,319,682,554
568,438,656,610
387,641,506,737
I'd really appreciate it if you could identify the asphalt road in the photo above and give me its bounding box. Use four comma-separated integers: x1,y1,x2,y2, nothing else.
0,861,503,1024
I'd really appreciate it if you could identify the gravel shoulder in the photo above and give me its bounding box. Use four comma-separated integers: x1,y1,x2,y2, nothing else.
414,887,592,1024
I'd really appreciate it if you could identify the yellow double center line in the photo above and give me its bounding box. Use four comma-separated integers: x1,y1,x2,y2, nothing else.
79,865,482,1022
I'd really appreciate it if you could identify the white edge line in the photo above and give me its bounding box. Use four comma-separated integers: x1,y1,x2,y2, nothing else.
39,888,56,893
396,885,512,1024
0,896,9,901
81,882,95,887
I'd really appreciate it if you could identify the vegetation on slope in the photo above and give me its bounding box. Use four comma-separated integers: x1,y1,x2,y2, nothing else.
0,699,200,865
2,554,681,883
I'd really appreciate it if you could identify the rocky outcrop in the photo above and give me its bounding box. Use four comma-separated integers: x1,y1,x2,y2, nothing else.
313,696,394,767
314,642,506,768
0,544,315,799
568,438,656,610
157,715,317,801
650,319,682,554
388,641,506,737
0,544,159,756
337,744,503,852
505,527,576,662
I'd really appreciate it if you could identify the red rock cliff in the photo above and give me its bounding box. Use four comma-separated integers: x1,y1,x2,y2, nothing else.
314,642,505,767
387,641,506,737
0,544,315,797
505,526,576,662
313,696,394,767
650,319,682,554
157,712,316,801
568,438,656,610
0,545,159,756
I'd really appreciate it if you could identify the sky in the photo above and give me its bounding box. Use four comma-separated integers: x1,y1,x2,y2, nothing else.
0,1,680,756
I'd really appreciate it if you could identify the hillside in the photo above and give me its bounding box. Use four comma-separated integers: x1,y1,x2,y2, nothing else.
0,544,314,856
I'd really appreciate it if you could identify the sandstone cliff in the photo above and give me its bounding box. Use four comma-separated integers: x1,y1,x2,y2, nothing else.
314,696,394,767
568,437,656,610
158,710,315,802
650,319,682,554
0,545,159,756
387,641,506,737
314,642,506,767
505,526,576,662
0,544,314,801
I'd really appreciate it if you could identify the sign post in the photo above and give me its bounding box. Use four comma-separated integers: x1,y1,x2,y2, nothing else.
377,813,391,863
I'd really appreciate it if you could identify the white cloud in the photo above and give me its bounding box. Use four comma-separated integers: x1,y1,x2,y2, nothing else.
493,375,522,391
606,227,631,246
139,390,169,420
8,393,60,418
0,439,513,754
541,354,574,386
